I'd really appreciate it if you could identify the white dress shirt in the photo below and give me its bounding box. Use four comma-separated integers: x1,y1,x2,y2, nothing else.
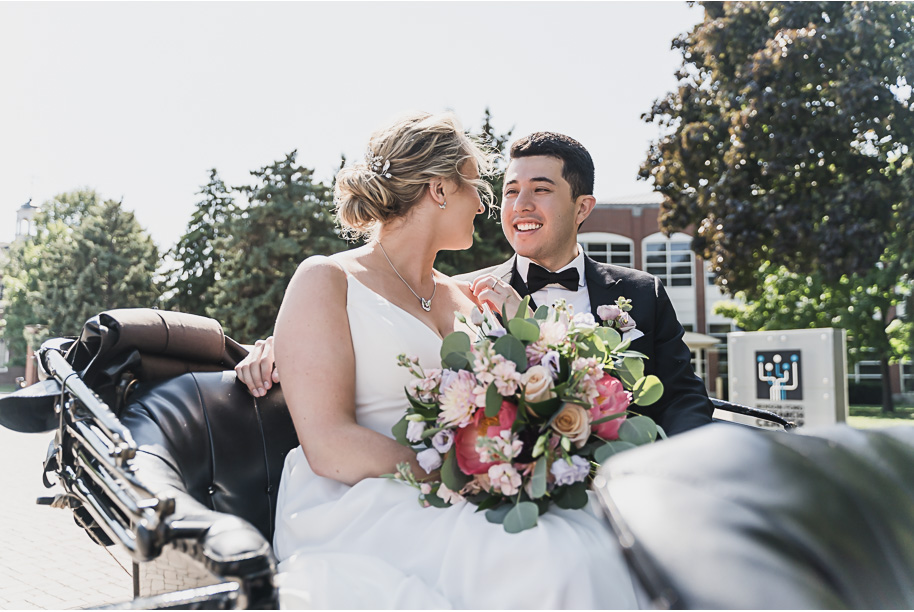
515,245,592,316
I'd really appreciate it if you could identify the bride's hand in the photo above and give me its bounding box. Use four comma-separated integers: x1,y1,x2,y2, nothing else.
235,336,280,397
469,274,531,318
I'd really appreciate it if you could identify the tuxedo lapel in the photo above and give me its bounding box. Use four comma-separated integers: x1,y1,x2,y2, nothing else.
584,257,622,317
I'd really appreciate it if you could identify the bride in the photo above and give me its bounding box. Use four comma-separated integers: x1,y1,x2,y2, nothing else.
265,111,637,609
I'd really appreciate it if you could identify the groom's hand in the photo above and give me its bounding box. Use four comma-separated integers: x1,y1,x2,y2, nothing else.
235,336,280,397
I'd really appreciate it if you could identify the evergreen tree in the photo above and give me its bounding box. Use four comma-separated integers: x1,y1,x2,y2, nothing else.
163,170,236,315
208,151,348,340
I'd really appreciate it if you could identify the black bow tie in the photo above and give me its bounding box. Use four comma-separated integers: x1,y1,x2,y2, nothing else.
526,263,580,293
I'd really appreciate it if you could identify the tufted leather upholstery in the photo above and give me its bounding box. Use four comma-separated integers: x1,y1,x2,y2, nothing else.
120,370,298,543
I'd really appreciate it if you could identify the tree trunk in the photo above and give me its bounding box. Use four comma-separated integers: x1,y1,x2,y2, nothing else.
880,357,895,414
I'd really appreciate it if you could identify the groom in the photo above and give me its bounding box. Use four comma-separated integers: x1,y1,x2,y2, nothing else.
464,132,712,436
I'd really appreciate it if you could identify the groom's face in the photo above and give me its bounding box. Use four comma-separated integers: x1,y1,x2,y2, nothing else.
501,155,586,271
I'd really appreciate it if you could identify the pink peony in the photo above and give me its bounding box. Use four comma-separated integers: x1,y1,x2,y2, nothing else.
454,401,518,475
590,374,631,440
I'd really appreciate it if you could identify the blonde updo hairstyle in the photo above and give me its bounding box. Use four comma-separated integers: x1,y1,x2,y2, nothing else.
335,111,497,240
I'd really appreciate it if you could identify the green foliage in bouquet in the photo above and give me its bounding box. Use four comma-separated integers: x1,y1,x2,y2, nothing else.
389,297,664,533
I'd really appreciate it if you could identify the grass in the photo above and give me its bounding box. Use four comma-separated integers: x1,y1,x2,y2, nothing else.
848,404,914,429
0,383,16,394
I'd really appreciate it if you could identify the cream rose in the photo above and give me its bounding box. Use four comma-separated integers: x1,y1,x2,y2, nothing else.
521,365,556,403
550,403,592,448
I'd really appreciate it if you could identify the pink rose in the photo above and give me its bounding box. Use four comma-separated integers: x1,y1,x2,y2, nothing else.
455,401,518,475
590,374,631,440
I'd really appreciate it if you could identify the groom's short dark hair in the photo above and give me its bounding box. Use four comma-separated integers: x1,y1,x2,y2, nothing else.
509,132,595,200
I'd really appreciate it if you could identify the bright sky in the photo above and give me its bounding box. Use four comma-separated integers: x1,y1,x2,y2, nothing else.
0,1,704,251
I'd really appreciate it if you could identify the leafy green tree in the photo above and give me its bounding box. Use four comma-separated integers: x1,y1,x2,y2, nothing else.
2,239,44,366
642,1,914,411
641,1,914,293
436,109,515,275
2,191,160,361
208,151,348,341
33,199,160,336
163,170,236,315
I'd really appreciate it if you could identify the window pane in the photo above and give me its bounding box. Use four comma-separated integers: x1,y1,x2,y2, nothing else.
671,277,693,286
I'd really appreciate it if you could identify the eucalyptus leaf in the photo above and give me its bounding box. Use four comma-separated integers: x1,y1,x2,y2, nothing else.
618,415,658,445
503,501,539,533
514,295,532,320
530,456,547,499
441,447,470,491
534,305,550,320
443,352,470,370
424,490,450,508
507,318,540,342
485,504,512,524
391,416,410,446
593,440,637,464
594,326,622,350
632,375,663,407
475,495,503,512
553,482,588,510
494,334,528,372
440,332,471,367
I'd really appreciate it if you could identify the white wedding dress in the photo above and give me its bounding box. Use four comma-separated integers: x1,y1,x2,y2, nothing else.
273,269,639,609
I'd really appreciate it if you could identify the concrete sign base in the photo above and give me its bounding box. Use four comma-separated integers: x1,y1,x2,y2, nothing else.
722,328,848,429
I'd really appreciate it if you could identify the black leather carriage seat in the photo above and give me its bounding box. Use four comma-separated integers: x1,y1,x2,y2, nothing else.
120,371,298,543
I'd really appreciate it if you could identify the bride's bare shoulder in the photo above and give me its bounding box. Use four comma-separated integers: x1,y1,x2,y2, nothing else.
285,255,349,299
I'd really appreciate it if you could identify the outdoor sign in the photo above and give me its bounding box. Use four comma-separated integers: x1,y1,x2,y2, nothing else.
724,328,848,429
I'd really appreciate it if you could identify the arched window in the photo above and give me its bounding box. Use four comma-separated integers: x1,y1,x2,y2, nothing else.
578,232,634,268
643,232,694,287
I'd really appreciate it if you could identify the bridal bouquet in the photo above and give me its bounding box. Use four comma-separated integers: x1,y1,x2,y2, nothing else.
389,296,664,534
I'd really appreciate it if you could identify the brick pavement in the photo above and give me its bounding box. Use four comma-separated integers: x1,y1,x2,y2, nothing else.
0,412,133,610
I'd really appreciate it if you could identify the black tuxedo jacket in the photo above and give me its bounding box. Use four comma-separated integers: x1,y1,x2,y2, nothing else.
458,255,713,436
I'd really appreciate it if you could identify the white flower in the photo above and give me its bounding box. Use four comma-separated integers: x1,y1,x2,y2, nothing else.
539,320,568,346
571,312,598,331
541,351,561,380
470,308,486,326
550,455,591,486
488,463,523,496
437,482,465,504
596,304,622,322
432,429,455,453
416,448,442,474
406,420,426,443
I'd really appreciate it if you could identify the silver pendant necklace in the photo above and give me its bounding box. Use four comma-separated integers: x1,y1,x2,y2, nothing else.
376,241,436,312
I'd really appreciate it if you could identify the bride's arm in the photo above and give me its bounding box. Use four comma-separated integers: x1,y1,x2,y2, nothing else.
273,257,435,486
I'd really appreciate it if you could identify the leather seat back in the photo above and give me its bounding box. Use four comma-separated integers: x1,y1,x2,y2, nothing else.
120,371,298,540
